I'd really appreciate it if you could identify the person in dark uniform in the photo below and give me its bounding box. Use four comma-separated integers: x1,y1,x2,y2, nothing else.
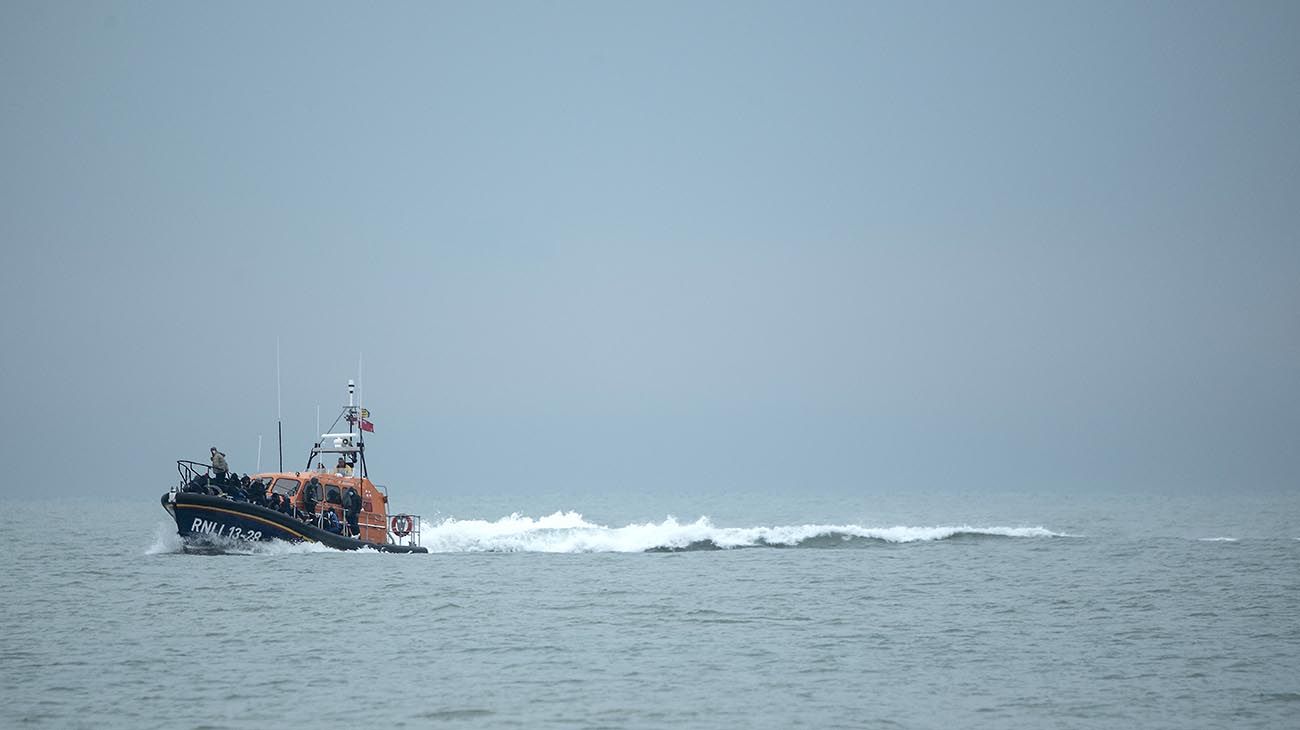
226,475,248,501
185,473,209,493
343,487,361,537
302,478,320,520
247,478,267,506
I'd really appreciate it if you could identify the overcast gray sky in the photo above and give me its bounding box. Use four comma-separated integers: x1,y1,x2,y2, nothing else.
2,1,1297,500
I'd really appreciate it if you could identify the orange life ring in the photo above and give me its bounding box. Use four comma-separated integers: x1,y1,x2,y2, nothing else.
390,514,413,537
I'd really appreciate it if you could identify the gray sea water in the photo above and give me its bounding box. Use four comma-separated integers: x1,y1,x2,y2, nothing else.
5,490,1299,729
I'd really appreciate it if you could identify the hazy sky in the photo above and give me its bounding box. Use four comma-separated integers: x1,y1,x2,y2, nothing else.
2,1,1297,499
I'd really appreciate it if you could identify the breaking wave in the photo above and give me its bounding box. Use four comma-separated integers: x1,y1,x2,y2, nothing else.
418,511,1066,553
145,521,185,555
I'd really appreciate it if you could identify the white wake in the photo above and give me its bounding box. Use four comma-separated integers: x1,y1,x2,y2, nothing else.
417,511,1064,553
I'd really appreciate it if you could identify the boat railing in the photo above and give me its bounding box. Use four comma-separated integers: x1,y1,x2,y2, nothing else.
304,504,422,547
386,512,422,548
176,459,215,489
175,460,257,498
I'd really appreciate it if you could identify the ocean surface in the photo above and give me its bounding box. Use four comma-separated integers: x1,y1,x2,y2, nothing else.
5,490,1299,729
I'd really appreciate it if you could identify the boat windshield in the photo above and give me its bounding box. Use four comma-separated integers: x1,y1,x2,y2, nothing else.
270,478,300,496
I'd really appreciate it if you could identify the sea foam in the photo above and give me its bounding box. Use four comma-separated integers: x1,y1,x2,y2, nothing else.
417,511,1065,553
145,521,185,555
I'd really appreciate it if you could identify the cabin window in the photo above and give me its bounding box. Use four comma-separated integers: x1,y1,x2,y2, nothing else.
271,478,300,496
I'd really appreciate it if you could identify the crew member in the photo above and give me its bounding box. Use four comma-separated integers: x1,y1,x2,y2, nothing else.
210,447,229,478
302,477,320,519
343,487,362,537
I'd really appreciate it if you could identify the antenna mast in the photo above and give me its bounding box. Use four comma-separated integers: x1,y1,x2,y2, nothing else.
357,354,367,479
276,337,283,472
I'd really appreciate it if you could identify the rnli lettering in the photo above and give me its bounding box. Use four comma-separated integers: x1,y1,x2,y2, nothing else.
189,517,262,541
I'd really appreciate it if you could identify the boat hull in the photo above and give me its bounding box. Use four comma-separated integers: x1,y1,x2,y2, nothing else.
162,492,427,553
